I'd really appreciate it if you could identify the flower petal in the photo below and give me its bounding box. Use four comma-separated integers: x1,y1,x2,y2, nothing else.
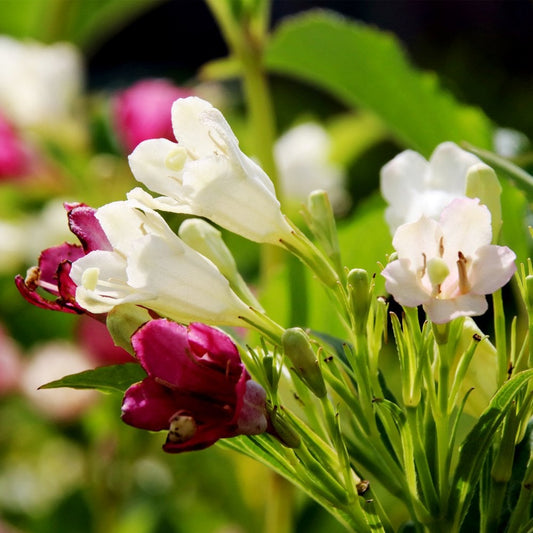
469,244,516,294
439,198,492,261
121,377,177,431
428,142,480,193
382,259,431,307
392,216,442,271
424,293,488,324
66,203,112,252
128,138,185,200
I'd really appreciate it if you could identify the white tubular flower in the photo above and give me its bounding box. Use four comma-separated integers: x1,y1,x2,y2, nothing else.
380,142,481,233
69,201,256,327
274,122,348,213
381,198,516,324
0,36,82,127
128,96,293,245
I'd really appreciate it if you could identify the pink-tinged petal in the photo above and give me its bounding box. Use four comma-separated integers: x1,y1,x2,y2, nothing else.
188,322,241,369
121,377,177,431
392,217,442,271
132,319,190,383
424,293,488,324
382,259,431,307
67,204,112,252
132,320,240,402
39,243,84,290
469,244,517,295
439,198,492,261
15,273,81,313
236,380,268,435
380,149,428,205
428,142,480,193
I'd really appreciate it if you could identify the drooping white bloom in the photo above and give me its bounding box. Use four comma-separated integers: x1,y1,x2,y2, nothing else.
274,122,348,213
380,142,481,233
381,197,516,324
127,96,293,245
0,36,83,127
69,201,257,327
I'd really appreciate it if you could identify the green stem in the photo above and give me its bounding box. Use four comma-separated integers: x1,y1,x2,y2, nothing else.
493,289,508,386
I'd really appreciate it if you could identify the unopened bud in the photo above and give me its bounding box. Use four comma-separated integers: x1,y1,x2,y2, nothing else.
466,163,502,242
267,406,301,448
282,328,327,398
179,218,262,310
348,269,370,334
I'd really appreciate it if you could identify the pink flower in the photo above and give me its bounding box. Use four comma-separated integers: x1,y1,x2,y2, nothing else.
0,111,32,179
121,319,268,452
113,79,193,153
15,202,111,315
382,198,516,324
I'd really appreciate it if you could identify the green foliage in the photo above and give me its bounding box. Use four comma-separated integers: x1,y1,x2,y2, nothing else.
0,0,161,51
41,363,146,394
266,10,493,156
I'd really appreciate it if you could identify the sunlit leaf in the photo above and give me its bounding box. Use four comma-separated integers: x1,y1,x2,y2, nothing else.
266,10,493,156
40,362,146,394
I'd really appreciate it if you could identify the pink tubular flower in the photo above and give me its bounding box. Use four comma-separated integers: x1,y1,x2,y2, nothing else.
15,202,111,315
0,111,32,179
113,79,193,153
121,319,268,452
381,197,516,324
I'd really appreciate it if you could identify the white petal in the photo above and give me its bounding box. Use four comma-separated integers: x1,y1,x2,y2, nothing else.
439,198,492,261
424,293,487,324
128,138,185,198
392,216,442,271
171,97,222,157
469,244,517,294
382,259,430,307
428,142,480,193
380,149,428,205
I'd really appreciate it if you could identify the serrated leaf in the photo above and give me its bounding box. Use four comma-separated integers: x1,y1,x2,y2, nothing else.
40,362,147,394
266,10,492,156
448,368,533,528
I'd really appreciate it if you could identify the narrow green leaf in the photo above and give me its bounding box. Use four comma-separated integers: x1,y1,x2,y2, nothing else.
266,10,492,156
448,368,533,528
40,362,146,394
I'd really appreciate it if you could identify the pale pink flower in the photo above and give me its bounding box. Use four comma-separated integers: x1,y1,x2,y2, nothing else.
382,198,516,324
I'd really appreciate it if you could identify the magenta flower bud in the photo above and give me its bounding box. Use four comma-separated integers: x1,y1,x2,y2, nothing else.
121,319,268,452
112,79,194,153
15,202,111,315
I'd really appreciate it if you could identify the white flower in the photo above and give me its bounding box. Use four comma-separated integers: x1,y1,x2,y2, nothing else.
381,197,516,324
0,36,82,127
380,142,481,233
69,201,256,327
127,96,293,244
274,122,348,212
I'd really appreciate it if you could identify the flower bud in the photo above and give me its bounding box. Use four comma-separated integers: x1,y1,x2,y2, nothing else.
347,268,370,335
267,405,301,449
106,304,152,354
282,328,326,398
465,163,502,242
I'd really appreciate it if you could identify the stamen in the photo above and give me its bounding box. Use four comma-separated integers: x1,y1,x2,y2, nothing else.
167,412,197,444
457,251,471,294
439,236,444,258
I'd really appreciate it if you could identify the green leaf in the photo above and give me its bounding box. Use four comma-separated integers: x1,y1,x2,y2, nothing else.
448,368,533,529
40,362,146,394
266,10,492,156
